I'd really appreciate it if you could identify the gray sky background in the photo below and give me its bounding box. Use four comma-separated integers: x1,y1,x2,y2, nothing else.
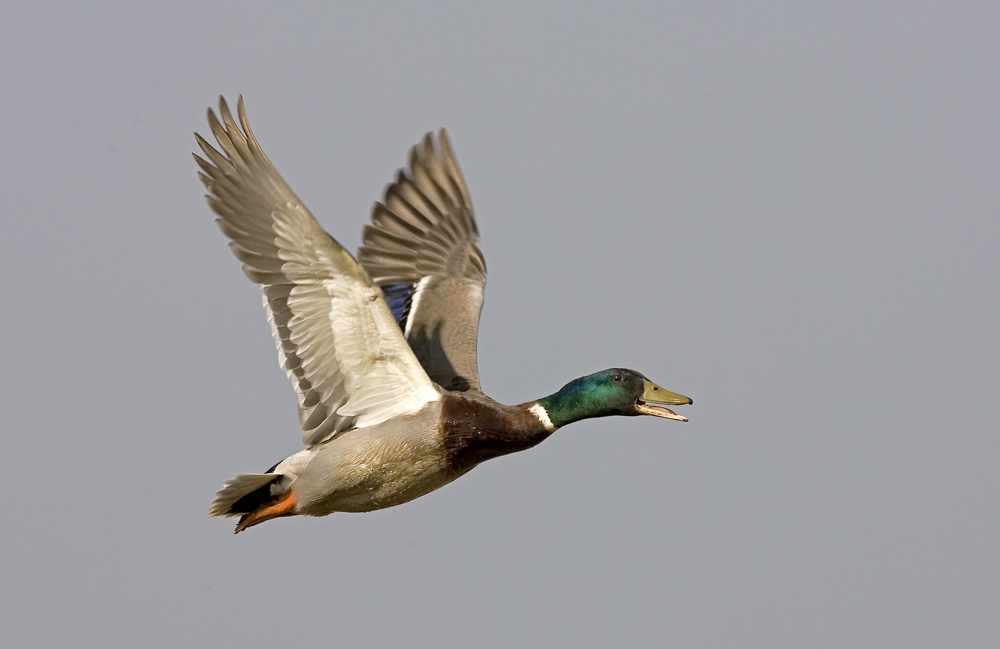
2,2,997,647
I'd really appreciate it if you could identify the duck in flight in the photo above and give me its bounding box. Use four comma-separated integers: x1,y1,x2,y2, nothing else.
196,97,692,533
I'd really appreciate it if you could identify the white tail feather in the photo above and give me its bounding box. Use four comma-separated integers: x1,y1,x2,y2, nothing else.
208,473,281,518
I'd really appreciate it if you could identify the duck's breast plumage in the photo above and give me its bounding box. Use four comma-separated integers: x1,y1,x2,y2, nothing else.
439,393,555,474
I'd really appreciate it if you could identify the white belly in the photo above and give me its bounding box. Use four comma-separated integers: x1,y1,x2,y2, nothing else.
291,416,464,515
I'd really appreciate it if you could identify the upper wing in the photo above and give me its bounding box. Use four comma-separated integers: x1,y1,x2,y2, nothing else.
194,96,440,446
357,130,487,392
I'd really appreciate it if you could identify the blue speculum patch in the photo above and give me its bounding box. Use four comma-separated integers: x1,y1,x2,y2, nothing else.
381,284,414,330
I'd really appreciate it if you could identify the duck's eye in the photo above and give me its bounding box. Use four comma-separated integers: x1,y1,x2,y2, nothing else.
612,373,622,383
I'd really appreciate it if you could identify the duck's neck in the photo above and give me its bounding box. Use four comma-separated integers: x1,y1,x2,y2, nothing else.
441,378,628,475
533,379,617,429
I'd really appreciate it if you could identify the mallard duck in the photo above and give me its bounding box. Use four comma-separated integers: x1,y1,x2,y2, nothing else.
196,97,692,533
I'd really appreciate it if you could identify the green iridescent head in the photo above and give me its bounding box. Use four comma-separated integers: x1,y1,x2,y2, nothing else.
535,368,691,429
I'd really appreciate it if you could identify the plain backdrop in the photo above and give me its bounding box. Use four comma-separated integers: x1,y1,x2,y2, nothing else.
2,2,998,647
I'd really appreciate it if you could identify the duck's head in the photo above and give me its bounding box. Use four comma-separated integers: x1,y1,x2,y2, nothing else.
536,368,692,428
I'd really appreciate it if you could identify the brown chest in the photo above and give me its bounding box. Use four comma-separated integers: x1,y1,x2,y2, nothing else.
440,394,554,473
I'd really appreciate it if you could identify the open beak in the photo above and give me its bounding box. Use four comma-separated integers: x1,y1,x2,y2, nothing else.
635,378,692,422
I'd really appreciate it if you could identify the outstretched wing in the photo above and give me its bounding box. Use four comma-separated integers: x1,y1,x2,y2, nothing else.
195,96,440,446
357,130,487,392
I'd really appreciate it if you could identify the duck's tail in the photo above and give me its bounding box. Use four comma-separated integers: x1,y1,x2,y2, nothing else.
208,472,297,533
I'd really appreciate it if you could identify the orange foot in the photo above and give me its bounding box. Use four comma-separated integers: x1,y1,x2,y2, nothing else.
235,490,297,534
